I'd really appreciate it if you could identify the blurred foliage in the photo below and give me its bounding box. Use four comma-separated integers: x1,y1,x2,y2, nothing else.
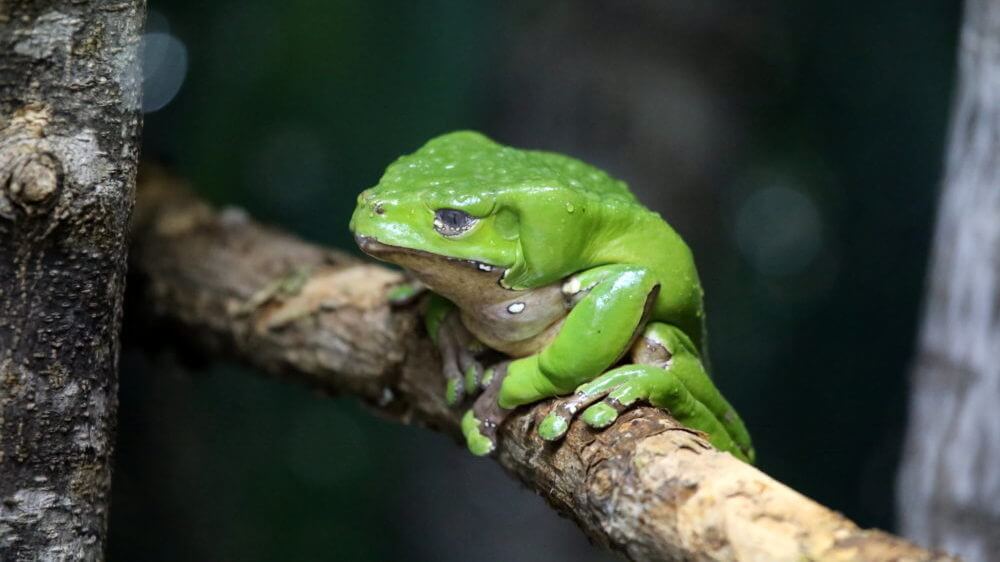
111,0,958,560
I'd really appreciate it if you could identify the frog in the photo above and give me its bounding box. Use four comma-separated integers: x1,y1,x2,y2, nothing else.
350,131,754,463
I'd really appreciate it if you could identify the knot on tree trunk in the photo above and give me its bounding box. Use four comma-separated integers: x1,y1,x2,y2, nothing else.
0,104,63,219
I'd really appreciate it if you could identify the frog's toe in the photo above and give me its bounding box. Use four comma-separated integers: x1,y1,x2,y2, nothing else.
576,384,658,433
439,343,466,407
578,379,650,427
462,410,495,456
481,366,496,388
536,388,611,441
581,401,623,428
607,380,647,405
445,378,464,406
460,357,484,397
569,365,663,431
538,412,570,441
444,357,485,405
438,325,488,405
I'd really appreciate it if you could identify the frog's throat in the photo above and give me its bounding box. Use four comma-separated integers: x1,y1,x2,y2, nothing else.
354,235,515,306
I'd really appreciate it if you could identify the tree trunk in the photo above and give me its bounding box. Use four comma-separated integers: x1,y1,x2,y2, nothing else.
0,2,145,560
898,1,1000,560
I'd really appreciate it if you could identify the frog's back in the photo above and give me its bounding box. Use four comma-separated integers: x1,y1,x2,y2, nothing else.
525,149,639,205
381,131,639,204
527,146,705,347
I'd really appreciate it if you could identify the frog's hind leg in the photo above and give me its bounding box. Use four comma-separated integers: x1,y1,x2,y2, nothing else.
538,322,755,463
629,323,753,460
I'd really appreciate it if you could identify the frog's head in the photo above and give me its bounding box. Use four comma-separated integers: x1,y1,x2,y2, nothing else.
351,131,615,293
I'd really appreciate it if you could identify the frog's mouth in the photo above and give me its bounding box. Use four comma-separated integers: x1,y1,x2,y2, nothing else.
355,235,503,274
354,235,512,304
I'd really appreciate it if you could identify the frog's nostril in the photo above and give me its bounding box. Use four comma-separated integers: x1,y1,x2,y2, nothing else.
373,202,385,215
359,189,375,204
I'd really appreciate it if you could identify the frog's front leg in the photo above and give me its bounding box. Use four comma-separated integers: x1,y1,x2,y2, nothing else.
462,265,660,455
540,322,756,463
461,361,510,456
499,265,660,407
426,293,486,405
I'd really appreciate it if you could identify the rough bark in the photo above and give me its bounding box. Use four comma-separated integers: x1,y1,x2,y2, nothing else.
129,167,956,562
0,2,145,560
898,1,1000,560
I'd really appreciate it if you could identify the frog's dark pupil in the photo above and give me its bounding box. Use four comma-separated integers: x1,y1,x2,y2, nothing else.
435,209,474,233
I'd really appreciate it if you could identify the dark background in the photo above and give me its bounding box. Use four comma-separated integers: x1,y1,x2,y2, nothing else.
110,1,960,560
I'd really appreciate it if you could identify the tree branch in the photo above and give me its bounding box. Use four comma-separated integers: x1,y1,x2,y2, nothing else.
129,166,957,562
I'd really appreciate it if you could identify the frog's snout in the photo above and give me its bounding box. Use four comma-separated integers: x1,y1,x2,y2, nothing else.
350,190,388,235
354,234,377,252
356,190,387,216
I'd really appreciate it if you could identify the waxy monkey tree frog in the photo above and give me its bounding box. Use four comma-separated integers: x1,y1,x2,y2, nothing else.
350,131,754,462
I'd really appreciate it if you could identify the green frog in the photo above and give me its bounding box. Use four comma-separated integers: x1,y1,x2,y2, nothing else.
350,131,753,462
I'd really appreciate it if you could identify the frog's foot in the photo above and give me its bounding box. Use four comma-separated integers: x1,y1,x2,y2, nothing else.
538,388,615,441
461,361,511,456
573,365,689,433
538,366,637,441
537,363,745,460
437,314,486,406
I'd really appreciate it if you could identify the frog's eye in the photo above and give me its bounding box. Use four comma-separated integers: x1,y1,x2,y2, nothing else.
433,208,478,237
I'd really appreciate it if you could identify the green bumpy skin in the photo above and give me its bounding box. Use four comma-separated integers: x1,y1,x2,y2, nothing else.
350,131,754,463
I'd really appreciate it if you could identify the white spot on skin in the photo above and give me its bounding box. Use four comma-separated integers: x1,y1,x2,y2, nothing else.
477,263,493,272
507,302,525,314
562,277,581,295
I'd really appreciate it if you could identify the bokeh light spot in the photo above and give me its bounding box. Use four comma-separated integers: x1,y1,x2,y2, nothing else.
735,184,823,277
141,31,188,113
